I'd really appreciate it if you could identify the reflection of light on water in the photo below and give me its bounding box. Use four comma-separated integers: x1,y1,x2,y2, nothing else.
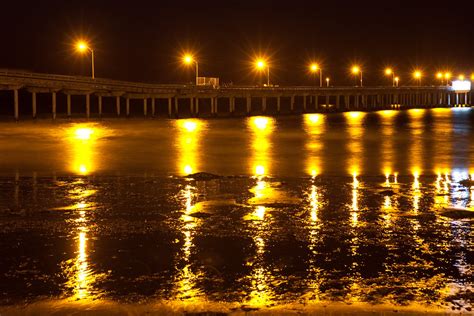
304,114,325,177
75,229,90,300
248,116,274,176
176,183,202,302
66,124,104,175
344,112,365,176
412,171,421,212
408,110,424,174
310,185,319,222
176,119,205,176
351,173,359,227
379,110,397,178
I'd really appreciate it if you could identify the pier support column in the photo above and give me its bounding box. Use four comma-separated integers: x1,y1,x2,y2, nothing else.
98,96,103,117
303,95,307,112
32,92,37,119
174,97,179,117
336,95,340,109
52,92,57,120
151,98,155,117
168,98,172,117
67,94,72,117
190,97,194,115
344,95,350,109
126,98,130,117
277,96,281,113
325,95,330,109
230,97,235,114
116,96,121,116
14,89,19,121
246,96,251,115
262,97,267,113
195,98,200,116
143,98,147,117
86,94,90,118
290,95,295,112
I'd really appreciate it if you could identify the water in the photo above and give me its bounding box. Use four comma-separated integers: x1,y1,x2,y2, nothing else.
0,108,473,314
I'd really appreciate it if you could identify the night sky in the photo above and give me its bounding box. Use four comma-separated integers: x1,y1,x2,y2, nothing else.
2,0,473,86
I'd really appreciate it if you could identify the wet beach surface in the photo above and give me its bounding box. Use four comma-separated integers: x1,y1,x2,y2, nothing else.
0,108,473,314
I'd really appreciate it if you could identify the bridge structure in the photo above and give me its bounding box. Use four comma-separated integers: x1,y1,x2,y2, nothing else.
0,69,471,120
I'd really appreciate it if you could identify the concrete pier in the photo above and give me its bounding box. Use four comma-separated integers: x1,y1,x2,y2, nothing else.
0,70,470,120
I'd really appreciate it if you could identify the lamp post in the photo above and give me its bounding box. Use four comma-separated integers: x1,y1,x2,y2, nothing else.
326,77,330,87
352,66,363,87
444,72,451,86
76,40,95,79
413,70,422,86
256,59,270,86
385,68,395,86
394,76,399,87
309,63,322,87
436,72,444,85
183,54,199,85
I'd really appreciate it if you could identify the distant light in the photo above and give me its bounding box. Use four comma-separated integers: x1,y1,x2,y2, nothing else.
256,59,267,70
351,66,360,74
183,54,194,65
458,74,465,80
444,72,451,80
310,63,319,72
253,117,269,130
385,68,392,75
436,72,443,79
76,41,89,53
413,70,422,79
183,121,197,132
452,80,471,92
394,76,400,82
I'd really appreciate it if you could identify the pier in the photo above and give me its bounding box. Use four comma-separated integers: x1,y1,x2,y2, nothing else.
0,69,471,120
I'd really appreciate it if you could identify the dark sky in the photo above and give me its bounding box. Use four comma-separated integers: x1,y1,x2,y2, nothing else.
1,0,473,86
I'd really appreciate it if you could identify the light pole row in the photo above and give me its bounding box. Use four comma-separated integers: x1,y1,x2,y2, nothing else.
74,40,472,86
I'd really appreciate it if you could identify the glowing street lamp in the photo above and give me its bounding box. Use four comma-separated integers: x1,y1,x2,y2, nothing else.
255,58,270,86
436,72,444,85
352,65,363,87
182,53,199,85
75,40,95,79
459,74,465,81
309,63,322,87
326,77,330,87
413,70,422,86
385,68,395,86
394,76,400,87
444,72,451,85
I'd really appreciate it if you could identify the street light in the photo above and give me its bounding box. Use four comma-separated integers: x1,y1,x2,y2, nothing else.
351,66,363,87
444,72,451,85
182,53,199,85
394,76,400,87
326,77,330,87
413,70,422,86
436,72,444,85
309,63,322,87
75,40,95,79
459,74,465,81
385,68,395,86
255,58,270,86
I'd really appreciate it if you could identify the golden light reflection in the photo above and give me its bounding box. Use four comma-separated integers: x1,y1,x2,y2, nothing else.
351,173,359,227
378,110,397,178
248,117,275,176
176,119,205,176
304,114,326,177
412,170,421,213
175,183,202,302
65,125,101,175
63,179,99,301
344,112,365,176
408,109,425,176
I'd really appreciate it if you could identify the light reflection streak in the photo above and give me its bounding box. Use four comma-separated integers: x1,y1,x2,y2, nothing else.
344,111,365,177
175,119,205,176
65,124,104,175
245,116,276,308
408,109,425,177
304,114,325,177
378,110,397,177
